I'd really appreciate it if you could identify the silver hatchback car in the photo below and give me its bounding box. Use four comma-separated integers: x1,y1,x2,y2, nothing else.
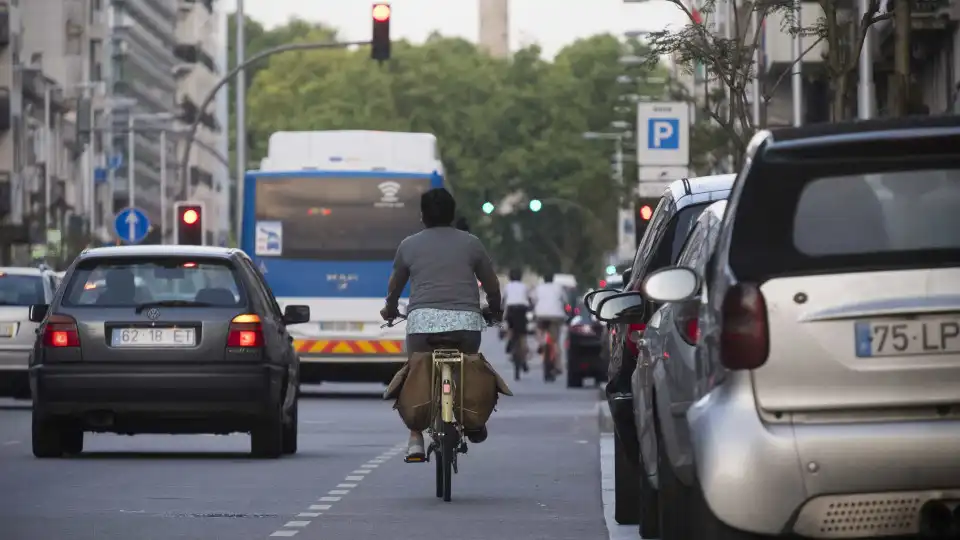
629,118,960,539
0,267,58,398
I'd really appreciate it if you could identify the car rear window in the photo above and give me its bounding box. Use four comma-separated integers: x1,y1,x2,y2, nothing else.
62,258,246,308
729,162,960,281
0,273,45,305
794,169,960,256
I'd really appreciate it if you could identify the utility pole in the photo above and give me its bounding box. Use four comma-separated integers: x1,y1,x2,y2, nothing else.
892,0,911,116
857,0,875,119
791,0,803,126
235,0,246,245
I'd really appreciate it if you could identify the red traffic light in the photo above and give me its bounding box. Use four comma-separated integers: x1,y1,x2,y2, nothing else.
639,205,653,221
182,209,199,225
372,3,391,21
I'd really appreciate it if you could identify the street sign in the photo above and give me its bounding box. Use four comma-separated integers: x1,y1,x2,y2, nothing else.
637,165,689,197
636,102,690,168
114,207,150,244
94,168,108,183
108,154,123,170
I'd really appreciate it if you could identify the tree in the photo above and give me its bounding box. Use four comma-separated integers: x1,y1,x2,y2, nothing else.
243,26,648,282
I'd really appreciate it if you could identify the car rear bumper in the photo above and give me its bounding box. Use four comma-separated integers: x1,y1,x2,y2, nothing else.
688,373,960,537
31,362,285,417
0,349,31,372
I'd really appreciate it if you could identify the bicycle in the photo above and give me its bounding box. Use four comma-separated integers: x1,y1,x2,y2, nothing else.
508,328,528,381
381,311,499,502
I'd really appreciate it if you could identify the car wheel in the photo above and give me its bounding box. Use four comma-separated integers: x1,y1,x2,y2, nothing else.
32,414,65,459
638,459,660,538
282,398,298,455
61,426,84,455
613,431,640,525
657,424,691,540
566,371,583,388
251,405,283,459
689,473,769,540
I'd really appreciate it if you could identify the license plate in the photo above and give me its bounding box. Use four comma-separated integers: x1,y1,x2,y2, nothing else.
111,328,196,348
319,322,363,332
0,323,16,338
855,317,960,357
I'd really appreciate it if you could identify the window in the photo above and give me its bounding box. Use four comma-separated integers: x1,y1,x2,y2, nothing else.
677,222,708,271
254,176,433,261
62,258,245,308
0,274,45,306
794,169,960,256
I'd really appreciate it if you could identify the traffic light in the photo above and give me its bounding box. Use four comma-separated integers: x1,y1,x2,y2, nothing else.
529,199,542,212
371,3,391,62
482,201,495,215
635,197,659,244
174,202,204,245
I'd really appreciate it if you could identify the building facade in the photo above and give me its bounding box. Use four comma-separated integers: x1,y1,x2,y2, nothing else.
479,0,509,58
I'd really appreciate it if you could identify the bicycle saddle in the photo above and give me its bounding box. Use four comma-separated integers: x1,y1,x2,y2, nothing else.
426,335,461,349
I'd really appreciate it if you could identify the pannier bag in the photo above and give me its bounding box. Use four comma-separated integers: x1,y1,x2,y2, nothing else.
384,352,513,432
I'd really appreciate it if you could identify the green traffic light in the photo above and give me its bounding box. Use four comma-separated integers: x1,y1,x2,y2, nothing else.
529,199,542,212
482,202,495,214
605,265,616,276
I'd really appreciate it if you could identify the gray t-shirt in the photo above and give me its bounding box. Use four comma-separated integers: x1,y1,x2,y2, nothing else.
388,227,500,314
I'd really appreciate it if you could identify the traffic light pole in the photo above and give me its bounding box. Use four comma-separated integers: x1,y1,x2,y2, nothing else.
177,40,371,247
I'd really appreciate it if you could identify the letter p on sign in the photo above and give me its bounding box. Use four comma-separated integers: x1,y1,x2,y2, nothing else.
648,118,680,150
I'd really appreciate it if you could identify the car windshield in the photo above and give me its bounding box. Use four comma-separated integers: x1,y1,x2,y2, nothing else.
0,273,45,305
62,258,246,308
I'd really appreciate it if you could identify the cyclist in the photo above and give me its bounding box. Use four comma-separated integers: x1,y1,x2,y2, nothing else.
380,187,502,461
503,268,531,375
532,273,567,377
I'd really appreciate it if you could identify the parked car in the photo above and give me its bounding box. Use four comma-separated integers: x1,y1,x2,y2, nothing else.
565,297,606,388
633,117,960,539
585,173,734,535
28,245,310,459
0,267,59,399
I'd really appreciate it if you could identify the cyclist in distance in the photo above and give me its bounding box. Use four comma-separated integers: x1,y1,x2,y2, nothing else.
503,268,531,376
380,187,503,461
532,273,567,378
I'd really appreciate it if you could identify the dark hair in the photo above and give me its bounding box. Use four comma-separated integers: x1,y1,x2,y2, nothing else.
509,268,522,281
455,216,470,232
421,188,456,228
544,273,554,283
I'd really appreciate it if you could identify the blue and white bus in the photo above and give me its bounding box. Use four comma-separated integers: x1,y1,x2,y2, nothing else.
241,131,446,384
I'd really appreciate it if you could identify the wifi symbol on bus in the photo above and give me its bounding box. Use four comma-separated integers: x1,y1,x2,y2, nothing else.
378,181,401,203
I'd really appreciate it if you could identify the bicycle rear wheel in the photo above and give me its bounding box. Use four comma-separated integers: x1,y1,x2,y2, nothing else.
441,422,455,502
434,443,443,498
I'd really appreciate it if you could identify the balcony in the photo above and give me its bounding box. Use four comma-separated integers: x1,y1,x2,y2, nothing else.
174,43,218,74
0,87,9,132
0,3,9,48
877,0,956,64
178,96,221,133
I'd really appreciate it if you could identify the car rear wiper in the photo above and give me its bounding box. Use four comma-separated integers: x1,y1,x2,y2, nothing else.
134,300,214,314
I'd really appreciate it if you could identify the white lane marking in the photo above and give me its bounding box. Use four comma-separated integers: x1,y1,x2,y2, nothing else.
309,505,332,511
361,463,380,468
337,483,357,488
328,489,350,495
600,433,642,540
577,440,589,444
270,532,298,537
284,521,311,528
345,476,364,481
2,440,20,446
297,513,322,518
318,496,341,502
351,469,370,475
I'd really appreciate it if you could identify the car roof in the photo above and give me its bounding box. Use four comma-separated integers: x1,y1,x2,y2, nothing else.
666,173,736,198
0,267,46,276
78,245,239,261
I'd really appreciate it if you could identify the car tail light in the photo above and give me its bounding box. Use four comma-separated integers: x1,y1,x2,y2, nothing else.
720,283,769,370
625,323,646,356
675,301,700,345
228,314,264,348
43,314,81,348
570,324,595,336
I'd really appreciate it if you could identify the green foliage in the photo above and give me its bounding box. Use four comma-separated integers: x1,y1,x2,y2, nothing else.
233,17,667,283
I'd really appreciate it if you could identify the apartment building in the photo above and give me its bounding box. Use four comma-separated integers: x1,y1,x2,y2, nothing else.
479,0,510,58
175,0,228,246
0,0,108,264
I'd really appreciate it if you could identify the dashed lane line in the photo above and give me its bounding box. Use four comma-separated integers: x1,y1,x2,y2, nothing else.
266,442,406,538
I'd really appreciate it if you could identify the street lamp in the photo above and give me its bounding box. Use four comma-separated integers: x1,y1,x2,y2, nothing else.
127,112,175,242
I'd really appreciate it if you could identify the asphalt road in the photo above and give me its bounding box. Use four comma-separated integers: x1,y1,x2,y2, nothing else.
0,330,621,540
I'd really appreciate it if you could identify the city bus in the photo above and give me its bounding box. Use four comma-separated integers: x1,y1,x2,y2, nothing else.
241,131,446,384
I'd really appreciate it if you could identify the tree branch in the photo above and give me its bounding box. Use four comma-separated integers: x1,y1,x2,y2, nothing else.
762,36,825,102
844,5,893,74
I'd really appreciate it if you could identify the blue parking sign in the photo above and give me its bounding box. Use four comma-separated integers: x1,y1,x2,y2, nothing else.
647,118,680,150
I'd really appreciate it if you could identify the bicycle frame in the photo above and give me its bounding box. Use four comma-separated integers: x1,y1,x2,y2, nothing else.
430,349,464,427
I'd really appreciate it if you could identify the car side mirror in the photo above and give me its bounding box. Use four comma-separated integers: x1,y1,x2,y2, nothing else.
621,269,632,284
595,292,645,323
640,267,700,303
29,304,49,323
584,289,619,314
282,305,310,325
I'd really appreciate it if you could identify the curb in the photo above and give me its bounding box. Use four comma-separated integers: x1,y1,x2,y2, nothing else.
598,400,614,433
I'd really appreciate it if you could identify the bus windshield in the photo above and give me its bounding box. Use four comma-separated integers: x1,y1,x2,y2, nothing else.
255,175,432,261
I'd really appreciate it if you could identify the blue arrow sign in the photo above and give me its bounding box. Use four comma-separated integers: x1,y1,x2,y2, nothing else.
114,207,150,244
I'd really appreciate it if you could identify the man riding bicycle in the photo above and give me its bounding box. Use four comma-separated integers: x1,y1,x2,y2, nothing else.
380,187,502,461
503,268,531,376
532,273,567,378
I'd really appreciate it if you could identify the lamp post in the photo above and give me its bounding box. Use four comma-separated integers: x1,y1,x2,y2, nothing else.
127,112,175,242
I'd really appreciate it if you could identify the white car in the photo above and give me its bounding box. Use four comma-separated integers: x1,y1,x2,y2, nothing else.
0,267,58,398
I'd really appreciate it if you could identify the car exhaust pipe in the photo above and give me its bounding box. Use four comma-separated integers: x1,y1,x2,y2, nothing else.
918,500,953,538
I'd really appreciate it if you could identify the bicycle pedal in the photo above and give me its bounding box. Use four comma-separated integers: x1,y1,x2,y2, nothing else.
404,455,428,463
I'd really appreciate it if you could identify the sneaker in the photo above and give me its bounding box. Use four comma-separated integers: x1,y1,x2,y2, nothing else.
465,426,488,443
406,433,426,461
